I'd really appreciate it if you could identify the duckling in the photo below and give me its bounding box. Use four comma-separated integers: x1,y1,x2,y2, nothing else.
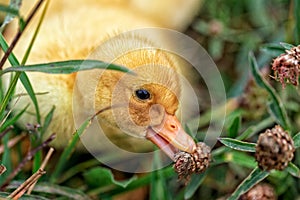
3,0,201,159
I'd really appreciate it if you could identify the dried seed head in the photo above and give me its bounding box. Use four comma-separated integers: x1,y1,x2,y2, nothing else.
174,151,195,182
174,142,211,183
272,45,300,87
255,125,295,171
240,183,277,200
193,142,211,173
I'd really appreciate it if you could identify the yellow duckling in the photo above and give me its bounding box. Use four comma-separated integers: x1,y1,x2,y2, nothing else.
3,0,202,159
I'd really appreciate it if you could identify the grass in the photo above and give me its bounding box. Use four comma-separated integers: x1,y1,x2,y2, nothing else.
0,0,300,199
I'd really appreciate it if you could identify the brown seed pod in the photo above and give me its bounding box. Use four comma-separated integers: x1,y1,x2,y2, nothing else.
240,183,277,200
174,142,211,183
255,125,295,171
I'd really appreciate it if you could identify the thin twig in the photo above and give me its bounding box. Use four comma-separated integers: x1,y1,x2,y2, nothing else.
0,133,26,154
0,94,22,129
0,0,45,69
27,147,54,194
7,169,46,199
0,133,56,190
0,125,13,139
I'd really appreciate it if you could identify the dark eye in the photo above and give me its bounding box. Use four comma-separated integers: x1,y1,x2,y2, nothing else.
135,89,151,100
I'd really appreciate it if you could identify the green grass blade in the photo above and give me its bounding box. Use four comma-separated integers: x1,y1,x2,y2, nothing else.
260,43,287,57
0,73,20,118
293,132,300,148
237,117,274,140
41,106,55,135
213,151,257,169
213,117,274,158
150,150,171,200
184,171,208,199
50,116,92,183
0,34,20,117
55,159,99,184
0,33,19,65
0,34,39,124
0,19,44,123
294,0,300,43
20,0,49,65
228,167,269,200
218,138,256,152
227,111,241,138
0,0,22,32
0,105,28,133
19,73,41,123
0,4,19,16
249,52,290,130
2,60,132,75
32,150,42,173
97,167,175,198
18,0,50,125
84,167,137,189
0,132,12,185
280,42,295,50
286,162,300,178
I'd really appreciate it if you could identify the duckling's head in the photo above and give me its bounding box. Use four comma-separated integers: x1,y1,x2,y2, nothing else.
94,45,196,159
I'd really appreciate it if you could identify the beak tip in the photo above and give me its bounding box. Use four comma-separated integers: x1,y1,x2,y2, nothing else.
186,142,197,153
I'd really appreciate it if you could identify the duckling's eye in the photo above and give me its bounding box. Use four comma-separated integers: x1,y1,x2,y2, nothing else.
135,89,151,100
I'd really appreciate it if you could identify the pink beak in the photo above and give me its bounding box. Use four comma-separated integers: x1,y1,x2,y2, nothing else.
146,113,196,160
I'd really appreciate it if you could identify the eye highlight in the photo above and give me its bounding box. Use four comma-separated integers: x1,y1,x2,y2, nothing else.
135,89,151,100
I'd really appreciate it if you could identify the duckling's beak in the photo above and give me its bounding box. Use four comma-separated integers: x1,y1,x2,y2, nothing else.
146,113,196,160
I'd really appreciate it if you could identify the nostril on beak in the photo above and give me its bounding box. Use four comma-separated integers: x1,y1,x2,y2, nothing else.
169,123,177,131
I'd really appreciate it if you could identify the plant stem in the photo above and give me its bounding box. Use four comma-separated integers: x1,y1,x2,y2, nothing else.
0,0,45,69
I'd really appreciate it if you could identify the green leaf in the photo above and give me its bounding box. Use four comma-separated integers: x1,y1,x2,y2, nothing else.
0,33,20,118
0,0,22,32
97,167,175,198
0,33,41,123
150,150,171,200
19,73,41,123
280,42,295,50
20,0,49,126
41,106,55,135
84,167,136,188
213,117,274,158
0,105,28,133
227,112,241,138
214,151,257,169
1,60,132,75
0,4,19,16
184,171,207,199
0,33,19,66
249,52,290,130
260,43,286,56
20,0,49,65
294,0,300,43
56,159,99,184
0,133,12,185
293,132,300,149
50,116,92,183
237,117,274,140
228,167,269,200
218,138,256,152
286,162,300,178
